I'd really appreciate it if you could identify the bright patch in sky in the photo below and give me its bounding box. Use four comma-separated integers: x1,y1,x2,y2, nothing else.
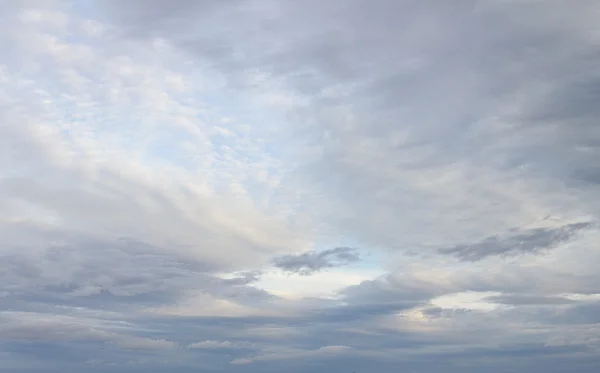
254,268,385,299
430,292,503,311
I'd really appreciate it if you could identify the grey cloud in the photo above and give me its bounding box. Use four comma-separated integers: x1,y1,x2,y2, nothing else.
221,271,263,285
421,307,445,318
549,302,600,325
340,271,454,305
0,310,178,351
306,302,414,324
72,0,600,270
272,247,359,275
0,232,275,315
288,271,458,323
438,222,592,261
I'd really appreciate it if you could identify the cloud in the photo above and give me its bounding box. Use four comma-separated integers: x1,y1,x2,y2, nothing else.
272,247,360,275
0,310,177,350
438,222,593,261
188,340,252,349
231,345,352,365
485,294,576,306
2,0,600,372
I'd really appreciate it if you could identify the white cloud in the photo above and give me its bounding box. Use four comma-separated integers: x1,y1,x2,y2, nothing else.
430,291,504,312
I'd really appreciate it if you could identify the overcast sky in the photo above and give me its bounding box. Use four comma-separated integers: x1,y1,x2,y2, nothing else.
1,0,600,372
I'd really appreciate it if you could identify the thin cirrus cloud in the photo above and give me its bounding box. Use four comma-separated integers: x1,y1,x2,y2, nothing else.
1,0,600,372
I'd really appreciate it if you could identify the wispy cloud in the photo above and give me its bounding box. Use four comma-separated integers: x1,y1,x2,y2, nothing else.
438,222,593,261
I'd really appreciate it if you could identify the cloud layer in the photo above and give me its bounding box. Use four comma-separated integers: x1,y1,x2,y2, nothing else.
1,1,600,372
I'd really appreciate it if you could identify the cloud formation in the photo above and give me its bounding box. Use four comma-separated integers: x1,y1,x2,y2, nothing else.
1,1,600,372
438,222,593,261
273,247,360,275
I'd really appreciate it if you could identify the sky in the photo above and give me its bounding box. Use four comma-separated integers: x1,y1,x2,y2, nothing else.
1,0,600,372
